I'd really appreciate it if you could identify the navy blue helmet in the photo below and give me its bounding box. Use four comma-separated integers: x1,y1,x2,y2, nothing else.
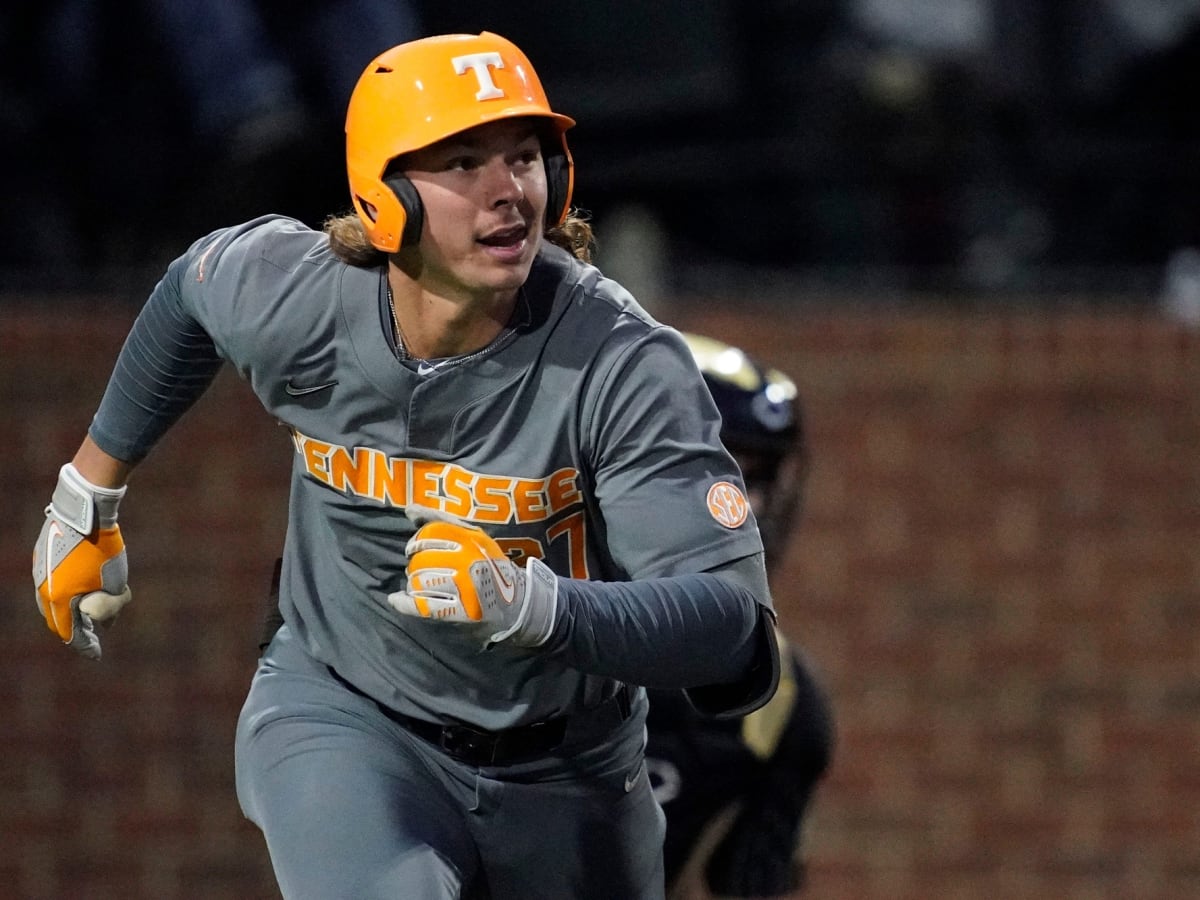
683,333,807,568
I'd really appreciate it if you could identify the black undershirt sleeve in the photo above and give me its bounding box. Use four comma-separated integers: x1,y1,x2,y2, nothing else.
550,553,781,718
88,274,224,464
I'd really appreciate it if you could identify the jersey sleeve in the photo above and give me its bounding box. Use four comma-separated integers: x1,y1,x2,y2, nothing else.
87,216,319,463
171,215,318,369
567,325,780,716
582,326,766,583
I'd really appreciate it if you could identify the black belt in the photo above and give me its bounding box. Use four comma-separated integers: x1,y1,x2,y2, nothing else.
380,685,633,766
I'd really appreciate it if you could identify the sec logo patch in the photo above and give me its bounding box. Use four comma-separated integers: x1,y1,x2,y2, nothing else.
706,481,749,528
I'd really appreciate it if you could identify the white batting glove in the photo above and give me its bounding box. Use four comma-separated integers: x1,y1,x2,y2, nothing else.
32,463,132,659
387,505,559,648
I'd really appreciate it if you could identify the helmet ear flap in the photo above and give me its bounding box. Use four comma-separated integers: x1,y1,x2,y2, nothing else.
382,146,569,248
382,172,425,250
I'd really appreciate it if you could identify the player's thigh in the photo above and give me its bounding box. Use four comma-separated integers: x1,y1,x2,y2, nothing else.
236,661,481,898
476,712,666,900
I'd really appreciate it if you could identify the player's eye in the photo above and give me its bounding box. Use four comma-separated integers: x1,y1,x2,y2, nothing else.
445,155,480,172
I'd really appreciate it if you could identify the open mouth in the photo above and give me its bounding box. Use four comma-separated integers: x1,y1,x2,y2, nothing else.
478,225,528,248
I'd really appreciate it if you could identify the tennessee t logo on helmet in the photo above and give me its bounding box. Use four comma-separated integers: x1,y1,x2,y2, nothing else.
453,52,506,100
345,32,576,253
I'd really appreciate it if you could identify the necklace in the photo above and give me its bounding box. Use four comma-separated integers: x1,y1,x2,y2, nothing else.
385,278,413,360
384,273,524,372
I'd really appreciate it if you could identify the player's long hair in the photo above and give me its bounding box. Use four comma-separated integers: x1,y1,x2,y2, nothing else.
324,210,595,267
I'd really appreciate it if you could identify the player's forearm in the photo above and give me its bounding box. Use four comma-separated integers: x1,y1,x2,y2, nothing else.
549,569,762,689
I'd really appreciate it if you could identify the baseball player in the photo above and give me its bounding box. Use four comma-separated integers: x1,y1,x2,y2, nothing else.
253,332,835,898
31,32,781,900
648,335,834,899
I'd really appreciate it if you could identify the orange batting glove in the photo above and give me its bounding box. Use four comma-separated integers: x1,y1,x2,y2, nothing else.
32,463,131,659
388,505,559,649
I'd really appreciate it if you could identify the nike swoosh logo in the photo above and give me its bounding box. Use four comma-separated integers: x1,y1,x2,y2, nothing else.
417,362,438,376
285,379,338,397
485,556,517,605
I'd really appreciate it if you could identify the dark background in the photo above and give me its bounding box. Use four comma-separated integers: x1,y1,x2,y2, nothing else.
3,1,1199,301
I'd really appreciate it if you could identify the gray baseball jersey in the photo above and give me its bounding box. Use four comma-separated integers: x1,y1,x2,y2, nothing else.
90,215,769,730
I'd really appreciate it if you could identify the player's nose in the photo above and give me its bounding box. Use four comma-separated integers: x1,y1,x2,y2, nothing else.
482,158,526,207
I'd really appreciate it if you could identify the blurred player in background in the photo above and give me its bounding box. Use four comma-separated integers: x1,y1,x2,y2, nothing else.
652,334,834,899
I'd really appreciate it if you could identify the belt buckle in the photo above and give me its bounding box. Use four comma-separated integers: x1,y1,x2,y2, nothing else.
439,724,498,764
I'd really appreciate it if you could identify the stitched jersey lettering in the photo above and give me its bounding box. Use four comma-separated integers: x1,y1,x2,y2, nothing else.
291,429,582,526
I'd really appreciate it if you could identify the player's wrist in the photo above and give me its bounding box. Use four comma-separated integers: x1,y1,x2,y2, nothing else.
515,556,559,647
52,462,127,534
486,556,559,648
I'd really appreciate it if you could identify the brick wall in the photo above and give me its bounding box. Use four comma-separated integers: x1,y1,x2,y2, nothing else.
3,300,1197,899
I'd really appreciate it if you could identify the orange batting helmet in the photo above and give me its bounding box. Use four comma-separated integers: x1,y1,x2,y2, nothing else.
345,32,576,253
